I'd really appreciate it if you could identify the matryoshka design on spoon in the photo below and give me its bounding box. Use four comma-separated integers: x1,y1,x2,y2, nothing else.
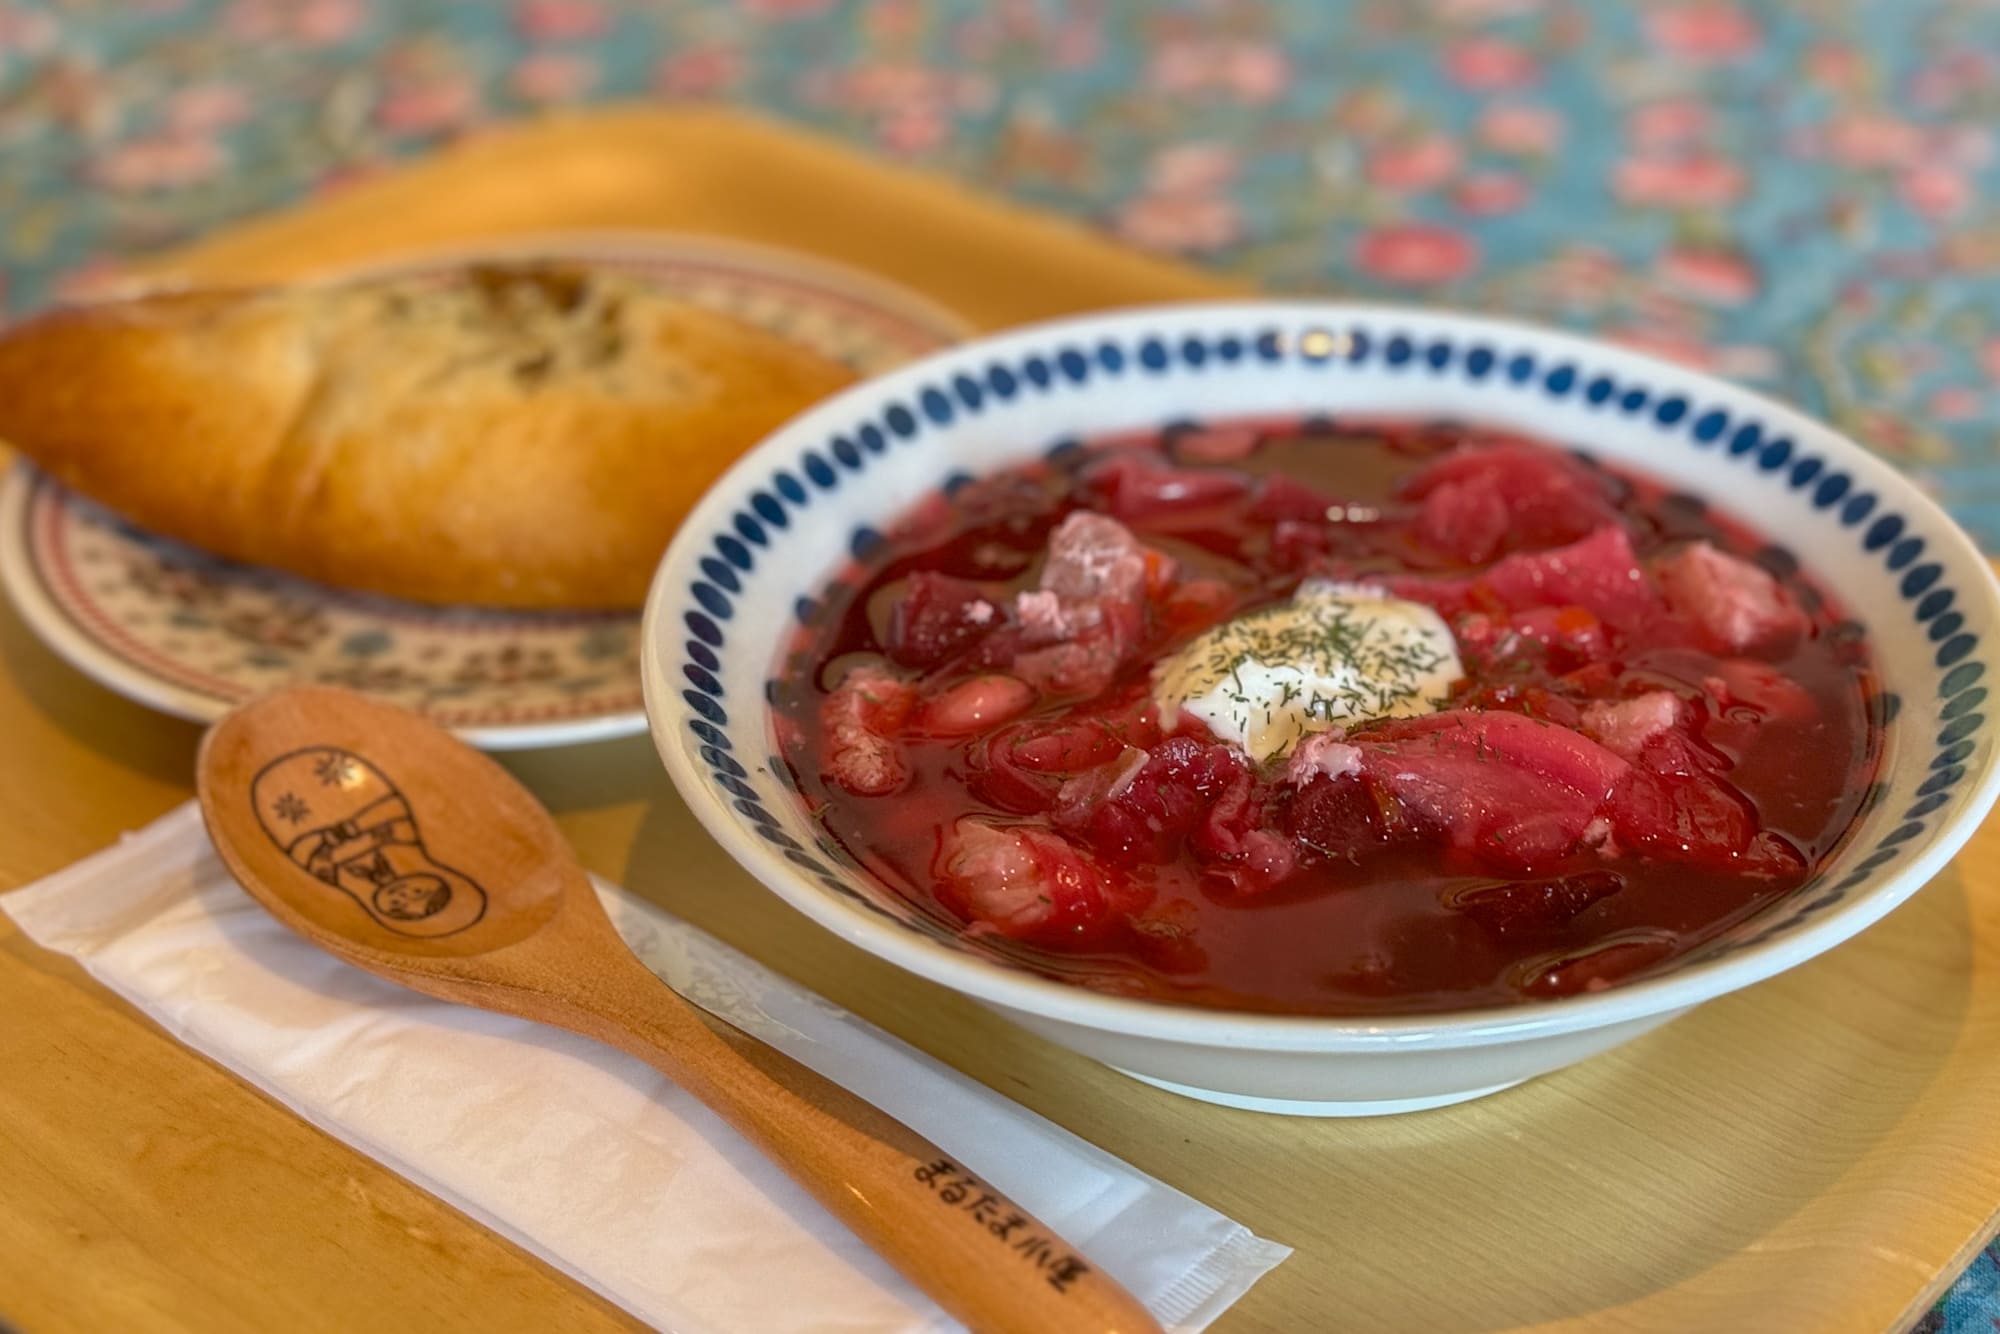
251,747,487,937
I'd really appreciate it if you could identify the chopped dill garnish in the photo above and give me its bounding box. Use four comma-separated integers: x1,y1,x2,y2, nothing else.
1150,581,1461,760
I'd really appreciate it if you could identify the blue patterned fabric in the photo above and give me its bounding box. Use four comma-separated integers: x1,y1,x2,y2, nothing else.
0,2,1992,1323
1923,1243,2000,1334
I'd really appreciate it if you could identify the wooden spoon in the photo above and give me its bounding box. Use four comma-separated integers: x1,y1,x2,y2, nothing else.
196,685,1162,1334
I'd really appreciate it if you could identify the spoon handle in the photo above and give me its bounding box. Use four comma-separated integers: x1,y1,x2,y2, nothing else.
553,961,1164,1334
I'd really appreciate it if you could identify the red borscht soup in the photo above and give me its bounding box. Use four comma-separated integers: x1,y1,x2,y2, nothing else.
773,420,1879,1014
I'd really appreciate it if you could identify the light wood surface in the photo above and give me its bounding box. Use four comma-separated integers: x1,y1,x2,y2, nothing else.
4,107,1999,1334
196,686,1161,1334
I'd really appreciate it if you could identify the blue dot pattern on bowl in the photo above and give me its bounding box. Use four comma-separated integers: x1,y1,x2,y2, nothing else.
674,323,1987,962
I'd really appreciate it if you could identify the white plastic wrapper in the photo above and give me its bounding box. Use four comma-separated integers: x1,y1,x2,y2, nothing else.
4,804,1289,1334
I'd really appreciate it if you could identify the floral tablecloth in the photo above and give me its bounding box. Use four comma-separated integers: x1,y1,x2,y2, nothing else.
1,0,1995,1326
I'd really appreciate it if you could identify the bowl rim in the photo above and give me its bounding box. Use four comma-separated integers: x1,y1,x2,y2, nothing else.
643,298,2000,1052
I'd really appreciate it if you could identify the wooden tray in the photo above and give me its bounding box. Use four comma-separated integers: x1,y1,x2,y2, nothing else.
3,107,1996,1334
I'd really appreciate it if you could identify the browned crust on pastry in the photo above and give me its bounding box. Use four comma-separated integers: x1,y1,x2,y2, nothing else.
0,265,856,608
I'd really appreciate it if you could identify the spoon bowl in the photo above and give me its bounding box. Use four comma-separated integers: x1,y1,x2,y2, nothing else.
197,685,1161,1334
201,691,569,961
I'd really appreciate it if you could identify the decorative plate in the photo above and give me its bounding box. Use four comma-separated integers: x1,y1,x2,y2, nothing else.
0,234,971,750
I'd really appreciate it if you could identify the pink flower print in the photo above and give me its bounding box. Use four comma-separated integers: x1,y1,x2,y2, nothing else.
1142,39,1220,98
1366,133,1462,194
88,133,226,190
955,3,1097,65
807,62,992,151
1147,141,1239,195
1805,42,1866,92
1453,170,1529,215
1147,39,1290,105
167,83,251,134
1944,230,2000,274
54,259,124,302
510,52,597,103
1627,284,1707,336
1147,39,1203,94
1049,16,1101,70
1613,154,1746,208
0,4,57,54
1836,280,1878,315
1900,164,1974,220
1929,386,1983,422
1122,141,1240,250
1643,4,1761,62
1352,223,1479,286
994,110,1088,184
1982,338,2000,383
1909,52,1997,112
514,0,609,42
654,46,743,99
1440,36,1540,92
865,0,926,43
1657,246,1759,305
880,106,951,155
1851,407,1920,460
1821,114,1925,169
836,64,992,115
1540,245,1624,298
1477,102,1562,155
226,0,362,45
1223,42,1289,104
1710,345,1780,382
374,73,479,135
1604,326,1717,372
1627,99,1710,150
223,0,279,39
956,73,997,115
1524,246,1626,310
294,0,364,44
1114,192,1243,255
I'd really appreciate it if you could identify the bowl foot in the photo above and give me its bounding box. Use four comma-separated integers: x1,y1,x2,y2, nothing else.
1111,1067,1526,1117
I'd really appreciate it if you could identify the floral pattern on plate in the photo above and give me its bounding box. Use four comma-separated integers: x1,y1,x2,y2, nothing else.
0,235,969,749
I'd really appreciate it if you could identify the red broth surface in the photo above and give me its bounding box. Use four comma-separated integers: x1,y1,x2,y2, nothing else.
773,420,1880,1014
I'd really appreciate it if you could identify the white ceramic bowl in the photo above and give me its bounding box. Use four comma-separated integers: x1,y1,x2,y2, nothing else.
642,303,2000,1116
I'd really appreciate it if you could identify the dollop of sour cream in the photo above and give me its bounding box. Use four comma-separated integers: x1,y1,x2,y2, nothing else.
1152,580,1462,762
